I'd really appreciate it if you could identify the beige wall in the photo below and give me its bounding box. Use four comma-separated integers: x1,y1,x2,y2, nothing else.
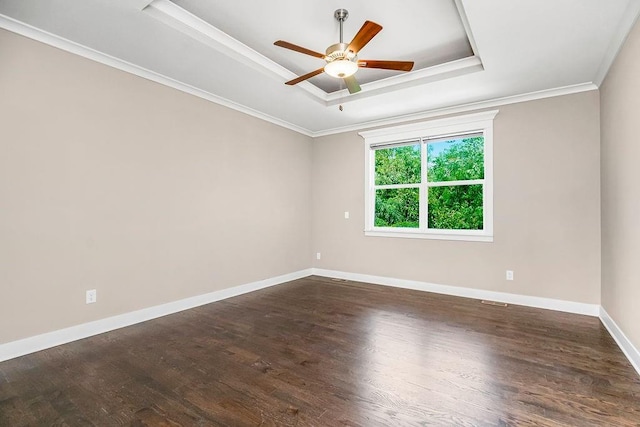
0,25,610,347
0,29,312,344
312,92,601,304
600,19,640,350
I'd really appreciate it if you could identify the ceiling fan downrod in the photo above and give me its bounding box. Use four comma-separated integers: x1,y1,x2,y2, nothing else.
334,9,349,44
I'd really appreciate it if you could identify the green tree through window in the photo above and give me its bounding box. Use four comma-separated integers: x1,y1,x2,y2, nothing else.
427,136,484,230
373,136,484,230
374,144,420,227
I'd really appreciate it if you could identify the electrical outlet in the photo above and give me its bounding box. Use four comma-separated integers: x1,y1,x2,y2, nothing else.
506,270,514,281
86,289,97,304
344,211,350,219
316,252,321,260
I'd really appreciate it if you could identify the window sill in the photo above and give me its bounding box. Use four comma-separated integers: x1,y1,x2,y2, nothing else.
364,230,493,242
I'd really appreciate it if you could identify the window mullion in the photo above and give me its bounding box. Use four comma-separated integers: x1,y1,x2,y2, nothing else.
427,179,485,188
368,147,376,229
375,184,421,190
420,138,428,231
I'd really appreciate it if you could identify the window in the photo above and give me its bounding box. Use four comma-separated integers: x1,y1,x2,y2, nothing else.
359,110,498,242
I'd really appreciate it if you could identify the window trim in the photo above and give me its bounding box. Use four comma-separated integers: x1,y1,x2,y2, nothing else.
359,110,498,242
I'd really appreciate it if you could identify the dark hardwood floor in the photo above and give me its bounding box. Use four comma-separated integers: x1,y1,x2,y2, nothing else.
1,275,639,426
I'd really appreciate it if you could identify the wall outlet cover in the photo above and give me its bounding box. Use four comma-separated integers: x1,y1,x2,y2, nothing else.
86,289,97,304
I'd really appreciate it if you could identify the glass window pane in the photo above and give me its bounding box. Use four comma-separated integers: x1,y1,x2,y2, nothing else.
375,143,421,185
427,136,484,182
375,188,419,228
428,185,483,230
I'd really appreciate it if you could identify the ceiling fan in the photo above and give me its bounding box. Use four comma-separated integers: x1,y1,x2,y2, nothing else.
274,9,414,94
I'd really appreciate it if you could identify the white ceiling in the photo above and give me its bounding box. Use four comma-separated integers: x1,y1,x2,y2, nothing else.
0,0,638,136
172,0,474,93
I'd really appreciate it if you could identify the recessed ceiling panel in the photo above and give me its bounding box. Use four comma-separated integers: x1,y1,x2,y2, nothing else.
171,0,474,93
0,0,636,135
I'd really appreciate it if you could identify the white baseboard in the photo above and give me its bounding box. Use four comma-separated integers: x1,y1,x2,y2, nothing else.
0,269,312,363
599,307,640,377
6,267,637,380
312,269,640,377
311,268,600,317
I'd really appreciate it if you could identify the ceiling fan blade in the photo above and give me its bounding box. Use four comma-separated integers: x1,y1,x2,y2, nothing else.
346,21,383,54
285,68,325,86
358,60,414,72
274,40,325,59
344,75,361,94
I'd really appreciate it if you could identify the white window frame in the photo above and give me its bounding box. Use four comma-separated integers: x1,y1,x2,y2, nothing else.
359,110,498,242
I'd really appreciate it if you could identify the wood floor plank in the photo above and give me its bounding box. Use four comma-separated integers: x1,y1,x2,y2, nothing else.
1,275,639,426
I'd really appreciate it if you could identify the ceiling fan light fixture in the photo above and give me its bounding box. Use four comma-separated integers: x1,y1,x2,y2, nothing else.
275,9,412,93
324,59,358,78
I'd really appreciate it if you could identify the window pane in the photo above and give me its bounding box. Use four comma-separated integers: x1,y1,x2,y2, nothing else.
428,185,483,230
375,188,419,228
375,143,421,185
427,136,484,182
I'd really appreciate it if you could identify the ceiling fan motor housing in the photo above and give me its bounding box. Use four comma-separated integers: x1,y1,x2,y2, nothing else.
325,43,357,61
324,43,358,78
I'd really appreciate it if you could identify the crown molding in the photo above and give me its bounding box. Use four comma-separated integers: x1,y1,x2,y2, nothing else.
143,0,328,101
594,0,640,87
312,82,598,137
455,0,480,57
324,56,484,106
144,0,484,105
358,109,499,141
0,13,599,139
132,0,154,10
0,14,314,137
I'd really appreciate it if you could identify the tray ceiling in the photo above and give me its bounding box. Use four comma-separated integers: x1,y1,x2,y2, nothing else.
172,0,475,93
0,0,638,136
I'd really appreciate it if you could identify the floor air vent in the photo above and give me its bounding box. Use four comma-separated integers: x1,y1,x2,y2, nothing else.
481,300,508,307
